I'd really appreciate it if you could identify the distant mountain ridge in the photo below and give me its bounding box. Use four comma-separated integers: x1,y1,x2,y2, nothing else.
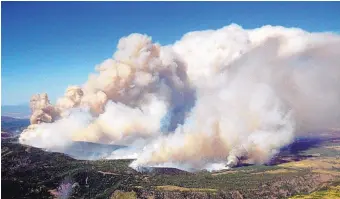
1,104,31,119
1,116,30,134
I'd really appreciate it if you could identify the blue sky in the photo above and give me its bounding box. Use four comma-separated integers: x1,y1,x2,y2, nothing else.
2,1,340,105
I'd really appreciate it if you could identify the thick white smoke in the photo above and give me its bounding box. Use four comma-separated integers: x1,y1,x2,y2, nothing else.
19,24,340,171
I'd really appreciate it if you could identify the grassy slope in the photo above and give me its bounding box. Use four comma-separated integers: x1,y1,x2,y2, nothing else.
289,185,340,199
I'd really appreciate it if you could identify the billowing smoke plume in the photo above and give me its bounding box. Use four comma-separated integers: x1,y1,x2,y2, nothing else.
20,24,340,171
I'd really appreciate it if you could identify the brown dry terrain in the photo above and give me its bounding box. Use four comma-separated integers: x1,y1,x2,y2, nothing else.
1,129,340,199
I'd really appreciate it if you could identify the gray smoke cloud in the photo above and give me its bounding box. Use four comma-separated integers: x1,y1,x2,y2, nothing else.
19,24,340,171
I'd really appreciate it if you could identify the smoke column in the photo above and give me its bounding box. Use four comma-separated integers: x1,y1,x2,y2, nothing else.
19,24,340,171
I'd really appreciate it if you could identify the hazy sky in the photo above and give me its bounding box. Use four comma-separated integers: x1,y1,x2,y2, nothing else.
2,1,340,105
